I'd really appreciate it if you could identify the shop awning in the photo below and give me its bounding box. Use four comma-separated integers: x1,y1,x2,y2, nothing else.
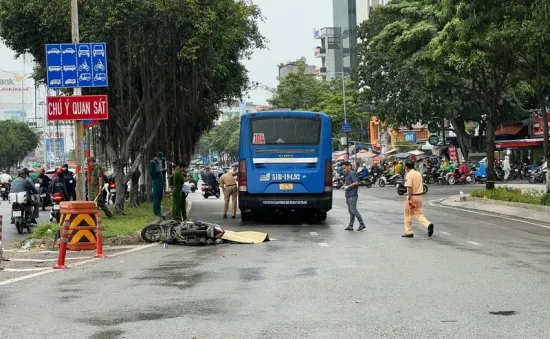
495,138,543,148
496,125,524,136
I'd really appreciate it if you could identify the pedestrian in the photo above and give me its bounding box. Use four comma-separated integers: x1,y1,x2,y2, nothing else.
149,152,166,218
402,159,434,238
220,168,238,218
169,163,187,221
502,155,511,181
341,161,366,231
87,157,113,219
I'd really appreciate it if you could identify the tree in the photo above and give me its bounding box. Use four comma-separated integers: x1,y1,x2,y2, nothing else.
197,115,241,163
0,0,265,212
0,120,40,171
269,59,325,110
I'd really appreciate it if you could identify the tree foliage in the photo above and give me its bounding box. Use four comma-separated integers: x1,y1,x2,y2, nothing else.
356,0,547,182
0,0,265,210
0,120,40,171
197,115,241,161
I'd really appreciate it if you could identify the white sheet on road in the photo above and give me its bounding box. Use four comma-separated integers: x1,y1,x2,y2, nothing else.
221,231,270,244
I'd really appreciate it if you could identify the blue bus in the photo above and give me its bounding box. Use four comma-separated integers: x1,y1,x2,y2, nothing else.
237,111,333,221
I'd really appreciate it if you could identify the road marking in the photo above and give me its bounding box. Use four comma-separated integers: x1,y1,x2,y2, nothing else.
318,243,330,247
440,231,452,235
0,243,158,286
8,256,91,262
2,267,52,272
309,232,318,236
429,199,550,230
467,241,482,246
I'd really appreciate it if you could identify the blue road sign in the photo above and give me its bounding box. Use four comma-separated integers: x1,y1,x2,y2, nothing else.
404,131,416,143
342,122,351,133
45,42,108,88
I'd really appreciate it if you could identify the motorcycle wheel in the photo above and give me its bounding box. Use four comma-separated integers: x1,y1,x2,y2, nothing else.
378,178,386,187
15,221,23,234
365,179,373,188
397,188,405,196
203,195,209,199
215,192,220,198
469,175,476,184
422,184,428,195
529,177,535,184
448,177,456,185
141,224,162,243
428,177,435,184
437,178,443,185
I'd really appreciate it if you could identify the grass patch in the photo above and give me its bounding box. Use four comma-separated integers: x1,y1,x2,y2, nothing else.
471,187,550,205
102,197,173,238
28,196,173,240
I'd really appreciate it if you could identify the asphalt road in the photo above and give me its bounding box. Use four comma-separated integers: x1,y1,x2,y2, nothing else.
1,184,549,338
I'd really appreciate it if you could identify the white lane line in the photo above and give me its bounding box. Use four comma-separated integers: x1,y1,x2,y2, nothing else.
309,232,318,236
2,267,52,272
440,231,452,235
429,200,550,230
0,243,158,286
9,256,91,262
467,241,482,246
318,243,330,247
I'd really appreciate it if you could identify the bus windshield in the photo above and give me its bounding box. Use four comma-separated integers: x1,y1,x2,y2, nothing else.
251,117,321,145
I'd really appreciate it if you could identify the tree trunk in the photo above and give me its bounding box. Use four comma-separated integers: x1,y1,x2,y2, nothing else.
537,50,550,193
449,116,471,160
485,109,496,184
128,168,141,207
113,162,127,215
140,158,147,204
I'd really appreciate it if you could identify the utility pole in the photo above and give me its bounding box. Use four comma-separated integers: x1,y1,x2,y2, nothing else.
71,0,85,200
342,73,349,157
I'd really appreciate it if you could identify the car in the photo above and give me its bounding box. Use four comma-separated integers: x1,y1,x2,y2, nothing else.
78,45,90,57
93,45,105,57
47,48,61,54
62,48,76,54
79,73,92,81
65,79,76,85
49,79,61,85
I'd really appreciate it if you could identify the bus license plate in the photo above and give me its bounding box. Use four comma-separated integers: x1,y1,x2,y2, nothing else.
280,183,293,190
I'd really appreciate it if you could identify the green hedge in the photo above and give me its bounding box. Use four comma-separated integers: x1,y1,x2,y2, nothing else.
471,187,550,206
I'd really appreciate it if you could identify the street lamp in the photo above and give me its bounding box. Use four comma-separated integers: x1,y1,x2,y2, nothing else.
331,71,349,157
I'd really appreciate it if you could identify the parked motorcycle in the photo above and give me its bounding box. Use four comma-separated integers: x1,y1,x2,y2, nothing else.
396,178,428,196
50,192,65,223
107,182,130,205
201,184,220,199
141,219,225,246
332,173,344,189
9,192,36,234
0,182,9,200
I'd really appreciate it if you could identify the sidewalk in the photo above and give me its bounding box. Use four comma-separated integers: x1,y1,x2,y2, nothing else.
439,195,550,225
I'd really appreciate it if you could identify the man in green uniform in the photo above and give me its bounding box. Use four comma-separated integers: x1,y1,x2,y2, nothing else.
87,157,113,219
169,163,189,221
149,152,166,218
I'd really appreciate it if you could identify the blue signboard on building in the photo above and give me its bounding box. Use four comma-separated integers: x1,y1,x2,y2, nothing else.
45,43,108,88
404,131,416,143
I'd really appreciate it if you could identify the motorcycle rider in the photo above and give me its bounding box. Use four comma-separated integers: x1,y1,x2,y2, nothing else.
51,168,69,201
202,167,219,193
62,164,76,200
10,168,39,224
0,171,12,184
458,160,470,182
37,168,52,206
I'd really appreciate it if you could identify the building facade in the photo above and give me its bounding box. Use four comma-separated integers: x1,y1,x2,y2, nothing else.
278,58,316,79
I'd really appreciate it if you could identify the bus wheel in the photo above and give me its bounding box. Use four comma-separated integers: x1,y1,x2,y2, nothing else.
241,212,251,222
317,211,327,221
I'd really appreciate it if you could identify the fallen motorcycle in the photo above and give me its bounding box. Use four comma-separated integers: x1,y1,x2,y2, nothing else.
141,219,225,246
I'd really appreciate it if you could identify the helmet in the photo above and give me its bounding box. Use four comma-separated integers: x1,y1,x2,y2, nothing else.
18,168,29,176
39,168,45,174
62,164,69,170
56,168,64,175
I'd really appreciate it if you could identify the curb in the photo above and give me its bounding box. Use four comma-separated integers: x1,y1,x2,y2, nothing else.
437,196,550,225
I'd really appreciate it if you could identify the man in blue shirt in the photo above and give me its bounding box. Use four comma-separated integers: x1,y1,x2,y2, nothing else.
342,161,366,231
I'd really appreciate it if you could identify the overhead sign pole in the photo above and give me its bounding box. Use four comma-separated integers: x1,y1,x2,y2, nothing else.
71,0,85,201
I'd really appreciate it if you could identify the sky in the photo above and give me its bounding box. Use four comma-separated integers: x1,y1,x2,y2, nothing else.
0,0,333,107
243,0,333,104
